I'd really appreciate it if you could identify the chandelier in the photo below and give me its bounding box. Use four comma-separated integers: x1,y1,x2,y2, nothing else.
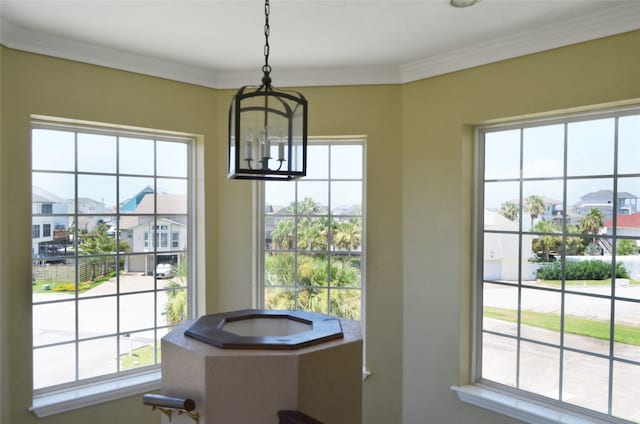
228,0,308,180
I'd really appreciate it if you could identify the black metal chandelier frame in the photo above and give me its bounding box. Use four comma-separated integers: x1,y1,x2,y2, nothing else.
227,0,308,180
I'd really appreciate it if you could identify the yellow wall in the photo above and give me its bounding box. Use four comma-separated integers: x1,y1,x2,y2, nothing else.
0,48,220,424
0,47,404,423
1,29,639,424
214,84,404,424
401,30,640,423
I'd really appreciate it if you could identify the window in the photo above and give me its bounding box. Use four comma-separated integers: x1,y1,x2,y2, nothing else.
159,232,168,248
172,232,179,248
43,224,51,238
31,122,194,401
259,139,365,320
41,204,53,214
32,224,40,239
475,108,640,422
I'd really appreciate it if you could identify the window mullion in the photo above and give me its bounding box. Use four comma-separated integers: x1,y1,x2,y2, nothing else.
73,129,81,383
607,117,621,416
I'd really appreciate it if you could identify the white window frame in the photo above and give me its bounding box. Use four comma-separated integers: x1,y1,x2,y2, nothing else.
454,105,640,424
29,119,199,417
256,137,367,324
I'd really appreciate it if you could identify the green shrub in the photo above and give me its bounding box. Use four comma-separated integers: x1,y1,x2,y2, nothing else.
93,271,116,284
617,239,639,255
537,260,628,280
53,282,91,292
584,243,602,256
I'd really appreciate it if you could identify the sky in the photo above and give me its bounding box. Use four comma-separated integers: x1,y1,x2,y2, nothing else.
33,116,637,217
32,128,189,209
483,114,640,211
264,143,364,212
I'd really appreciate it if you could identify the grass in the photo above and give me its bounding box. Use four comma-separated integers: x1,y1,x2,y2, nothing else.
120,344,161,370
484,306,640,346
538,278,639,288
32,279,106,294
32,271,116,293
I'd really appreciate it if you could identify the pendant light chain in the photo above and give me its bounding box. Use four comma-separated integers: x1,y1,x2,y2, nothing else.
263,0,272,78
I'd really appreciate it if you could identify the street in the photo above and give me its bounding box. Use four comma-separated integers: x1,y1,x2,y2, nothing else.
483,284,640,422
32,273,174,389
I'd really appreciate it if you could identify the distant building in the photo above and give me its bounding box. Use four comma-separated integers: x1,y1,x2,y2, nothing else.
119,185,154,212
603,212,640,240
32,186,71,259
573,190,638,221
539,196,563,224
119,193,187,274
484,210,536,281
69,197,114,232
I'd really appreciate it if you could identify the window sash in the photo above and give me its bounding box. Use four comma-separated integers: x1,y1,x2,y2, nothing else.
31,121,195,394
257,139,366,320
474,106,640,422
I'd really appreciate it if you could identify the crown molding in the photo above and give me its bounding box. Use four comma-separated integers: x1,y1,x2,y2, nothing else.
0,18,220,88
399,2,640,83
2,2,640,89
214,66,402,90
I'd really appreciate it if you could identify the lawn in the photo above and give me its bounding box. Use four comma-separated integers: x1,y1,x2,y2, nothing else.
32,271,116,293
32,279,108,294
537,278,639,288
120,344,161,370
484,306,640,346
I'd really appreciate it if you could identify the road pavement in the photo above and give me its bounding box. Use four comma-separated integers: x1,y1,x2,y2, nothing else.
32,272,175,389
483,284,640,422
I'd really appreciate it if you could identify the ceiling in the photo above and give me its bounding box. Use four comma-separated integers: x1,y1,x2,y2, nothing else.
1,0,639,89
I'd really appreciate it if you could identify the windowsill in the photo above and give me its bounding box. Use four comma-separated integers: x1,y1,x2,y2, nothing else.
30,369,161,417
451,384,626,424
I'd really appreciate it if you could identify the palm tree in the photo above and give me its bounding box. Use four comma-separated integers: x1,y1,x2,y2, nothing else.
500,201,519,222
531,220,561,261
271,219,294,250
78,221,115,280
297,218,327,250
295,197,321,216
525,195,545,228
332,221,361,256
580,208,605,244
164,281,187,324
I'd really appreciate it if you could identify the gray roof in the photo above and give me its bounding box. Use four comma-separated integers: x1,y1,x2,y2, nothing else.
32,186,66,203
580,190,637,201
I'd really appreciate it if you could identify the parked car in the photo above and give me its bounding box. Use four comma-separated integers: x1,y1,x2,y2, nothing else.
156,263,175,279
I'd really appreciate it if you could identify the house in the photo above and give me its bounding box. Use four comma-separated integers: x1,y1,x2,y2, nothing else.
70,197,114,233
2,7,640,424
573,189,639,221
537,196,568,226
119,193,187,274
484,211,517,280
604,212,640,239
31,186,70,259
118,186,154,213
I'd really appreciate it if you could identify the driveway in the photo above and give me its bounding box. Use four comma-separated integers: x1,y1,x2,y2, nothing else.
32,272,177,389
